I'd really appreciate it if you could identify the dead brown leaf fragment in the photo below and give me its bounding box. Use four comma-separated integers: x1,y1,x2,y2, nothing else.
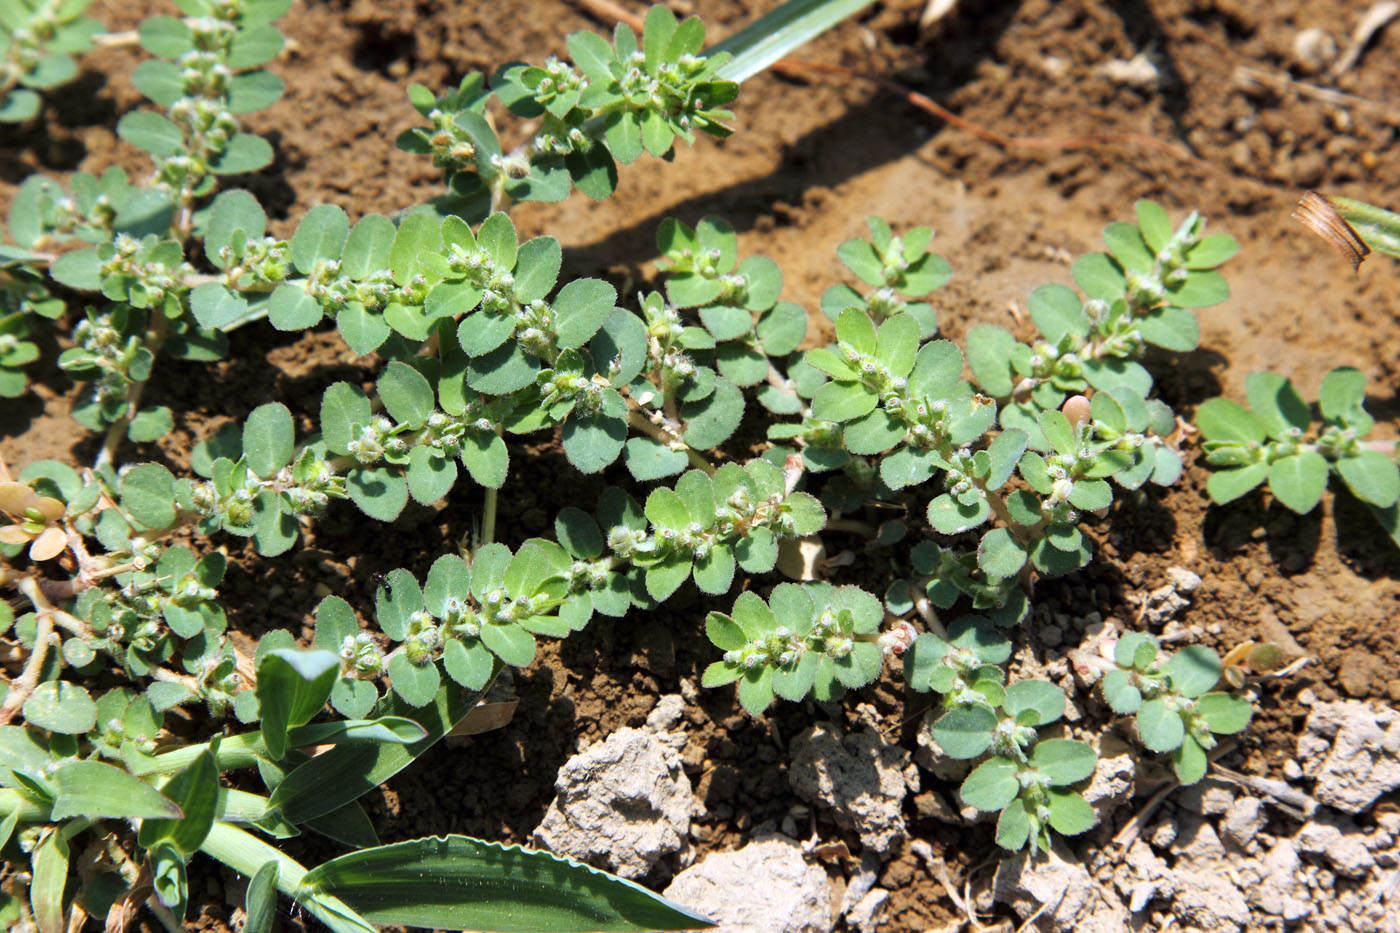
1293,191,1371,271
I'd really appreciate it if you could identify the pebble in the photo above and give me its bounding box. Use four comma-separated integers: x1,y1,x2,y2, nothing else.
1338,648,1385,698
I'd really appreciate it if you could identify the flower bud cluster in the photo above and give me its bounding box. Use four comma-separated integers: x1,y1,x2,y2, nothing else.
723,625,805,670
339,632,385,677
803,607,854,660
515,298,557,358
176,48,235,98
281,452,342,516
402,609,444,666
618,50,713,126
877,620,917,656
344,415,398,465
942,447,979,499
990,714,1039,758
198,649,244,713
167,96,240,160
169,571,217,608
94,713,157,757
538,367,608,416
1122,211,1205,316
664,245,725,279
67,308,145,416
531,122,592,160
220,235,290,284
189,7,241,48
643,295,685,342
425,107,479,170
880,236,911,284
566,557,615,593
98,234,195,309
865,286,908,322
1313,423,1360,461
532,57,587,106
606,482,804,566
302,262,406,317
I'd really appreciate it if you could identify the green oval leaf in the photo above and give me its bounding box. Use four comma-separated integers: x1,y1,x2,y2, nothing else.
959,756,1019,811
932,706,996,759
242,402,294,479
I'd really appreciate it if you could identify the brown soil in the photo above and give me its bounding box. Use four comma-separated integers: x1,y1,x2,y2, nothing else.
5,0,1400,930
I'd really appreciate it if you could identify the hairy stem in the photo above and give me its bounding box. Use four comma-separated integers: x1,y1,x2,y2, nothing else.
481,487,498,546
0,576,57,725
95,312,169,470
624,406,714,475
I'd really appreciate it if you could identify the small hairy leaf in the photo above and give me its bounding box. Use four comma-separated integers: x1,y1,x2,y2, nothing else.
932,707,996,759
1028,739,1096,786
977,528,1027,578
1046,789,1096,835
1164,644,1222,698
1336,450,1400,508
1196,692,1253,735
1206,463,1269,505
960,757,1019,811
1002,680,1065,727
1267,450,1329,514
1136,697,1185,752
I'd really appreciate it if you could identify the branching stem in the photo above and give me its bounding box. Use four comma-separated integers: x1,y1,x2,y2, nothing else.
0,576,58,725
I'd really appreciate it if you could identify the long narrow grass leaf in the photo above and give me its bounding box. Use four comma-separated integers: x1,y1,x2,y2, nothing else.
711,0,876,82
297,835,714,932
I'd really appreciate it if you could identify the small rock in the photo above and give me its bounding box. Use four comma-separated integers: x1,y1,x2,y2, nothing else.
789,722,910,855
663,836,833,933
1388,679,1400,703
1297,811,1376,878
1293,27,1338,73
533,727,693,879
839,853,881,917
1147,821,1178,850
1338,649,1387,698
1282,759,1303,780
1169,869,1250,933
1256,840,1312,921
1166,566,1203,593
993,844,1129,933
1297,702,1400,813
913,790,959,823
1082,734,1135,823
1176,780,1235,816
844,888,889,933
646,694,686,732
1095,51,1161,88
1142,567,1202,625
1172,816,1227,865
1221,797,1267,849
